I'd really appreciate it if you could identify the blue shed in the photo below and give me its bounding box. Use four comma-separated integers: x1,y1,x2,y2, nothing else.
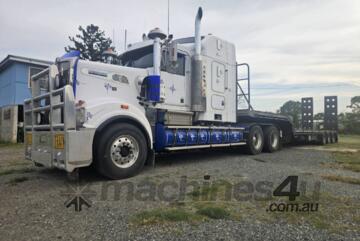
0,55,52,142
0,55,52,107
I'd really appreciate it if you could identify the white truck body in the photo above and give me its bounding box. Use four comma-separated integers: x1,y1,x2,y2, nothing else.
24,8,293,179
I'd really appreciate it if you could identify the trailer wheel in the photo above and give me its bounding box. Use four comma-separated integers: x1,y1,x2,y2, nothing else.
330,133,334,143
318,134,326,145
95,123,147,179
246,125,264,155
326,133,331,144
263,126,280,153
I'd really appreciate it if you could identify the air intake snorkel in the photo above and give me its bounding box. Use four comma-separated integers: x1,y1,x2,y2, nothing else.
145,28,166,103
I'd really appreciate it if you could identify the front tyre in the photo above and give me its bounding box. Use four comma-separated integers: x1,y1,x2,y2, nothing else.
246,125,264,155
96,123,147,179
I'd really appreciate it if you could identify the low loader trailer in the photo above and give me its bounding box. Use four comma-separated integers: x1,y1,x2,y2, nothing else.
24,8,338,179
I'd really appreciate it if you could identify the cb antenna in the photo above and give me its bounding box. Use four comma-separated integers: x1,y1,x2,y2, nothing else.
112,28,115,48
124,29,127,51
167,0,170,36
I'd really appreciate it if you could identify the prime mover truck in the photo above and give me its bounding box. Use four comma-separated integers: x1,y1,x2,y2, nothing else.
24,8,338,179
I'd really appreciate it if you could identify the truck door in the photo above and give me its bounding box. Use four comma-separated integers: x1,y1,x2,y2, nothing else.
160,52,189,109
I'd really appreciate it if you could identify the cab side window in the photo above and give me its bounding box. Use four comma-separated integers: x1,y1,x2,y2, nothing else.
161,53,186,76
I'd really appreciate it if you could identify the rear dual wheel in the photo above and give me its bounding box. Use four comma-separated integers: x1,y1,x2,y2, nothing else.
263,126,281,153
246,125,264,155
246,125,280,155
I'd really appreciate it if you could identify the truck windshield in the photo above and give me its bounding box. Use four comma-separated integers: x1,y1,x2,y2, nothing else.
120,45,153,68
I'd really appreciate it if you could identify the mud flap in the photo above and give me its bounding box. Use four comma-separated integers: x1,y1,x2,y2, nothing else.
146,149,156,168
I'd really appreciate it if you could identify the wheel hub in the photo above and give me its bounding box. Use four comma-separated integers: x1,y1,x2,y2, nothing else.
120,146,130,157
110,135,139,168
252,132,262,150
270,133,279,148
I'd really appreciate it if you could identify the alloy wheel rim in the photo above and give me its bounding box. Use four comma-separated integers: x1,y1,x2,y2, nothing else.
110,135,139,168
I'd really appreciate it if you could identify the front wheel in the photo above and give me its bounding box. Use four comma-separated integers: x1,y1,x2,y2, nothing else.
245,125,264,155
95,123,148,179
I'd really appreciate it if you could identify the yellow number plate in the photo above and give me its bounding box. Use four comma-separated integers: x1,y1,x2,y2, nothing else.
54,134,64,149
26,133,32,145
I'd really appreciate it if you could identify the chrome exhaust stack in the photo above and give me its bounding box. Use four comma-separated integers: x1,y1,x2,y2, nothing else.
194,7,203,57
191,7,206,112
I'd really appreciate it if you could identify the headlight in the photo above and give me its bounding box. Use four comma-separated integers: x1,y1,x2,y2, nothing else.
76,107,86,127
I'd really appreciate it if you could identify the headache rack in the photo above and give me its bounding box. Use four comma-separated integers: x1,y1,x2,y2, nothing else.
24,66,76,133
236,63,253,111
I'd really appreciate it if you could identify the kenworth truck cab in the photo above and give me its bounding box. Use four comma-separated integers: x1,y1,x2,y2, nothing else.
24,8,289,179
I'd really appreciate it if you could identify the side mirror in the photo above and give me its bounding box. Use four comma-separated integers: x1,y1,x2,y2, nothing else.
169,42,178,64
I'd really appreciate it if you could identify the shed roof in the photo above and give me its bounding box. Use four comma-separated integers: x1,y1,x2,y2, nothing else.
0,55,53,73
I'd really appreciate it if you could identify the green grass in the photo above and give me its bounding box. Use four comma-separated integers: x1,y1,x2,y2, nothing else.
187,179,232,201
0,142,23,148
132,203,233,226
323,135,360,172
196,206,230,219
330,135,360,149
332,152,360,172
0,167,35,176
321,174,360,185
132,191,359,234
132,208,203,225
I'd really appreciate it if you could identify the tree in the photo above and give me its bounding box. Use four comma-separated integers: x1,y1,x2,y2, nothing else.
314,112,324,120
338,96,360,134
278,100,302,128
65,24,114,61
347,96,360,113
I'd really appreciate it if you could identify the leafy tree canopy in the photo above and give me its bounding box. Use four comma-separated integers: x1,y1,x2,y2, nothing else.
65,24,114,61
314,112,324,120
347,96,360,113
278,100,302,128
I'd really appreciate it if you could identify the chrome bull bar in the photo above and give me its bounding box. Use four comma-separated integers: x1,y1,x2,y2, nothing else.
23,65,93,172
24,66,76,132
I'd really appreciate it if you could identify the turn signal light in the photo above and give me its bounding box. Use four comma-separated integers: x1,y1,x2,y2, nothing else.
75,100,86,107
121,104,129,110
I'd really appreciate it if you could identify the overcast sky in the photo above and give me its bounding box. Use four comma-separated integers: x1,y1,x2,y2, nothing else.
1,0,359,113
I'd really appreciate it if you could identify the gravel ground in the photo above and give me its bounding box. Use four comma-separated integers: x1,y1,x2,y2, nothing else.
0,144,359,241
